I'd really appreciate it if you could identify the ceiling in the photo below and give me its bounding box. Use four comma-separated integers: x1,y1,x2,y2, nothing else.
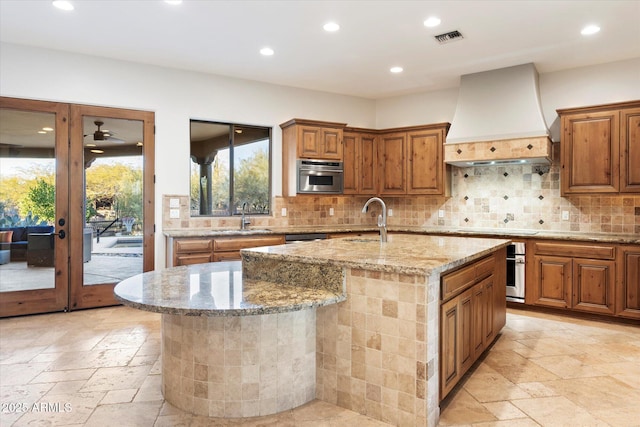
0,1,639,99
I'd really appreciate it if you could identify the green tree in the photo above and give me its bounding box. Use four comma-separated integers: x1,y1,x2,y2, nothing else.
234,149,269,213
21,179,55,223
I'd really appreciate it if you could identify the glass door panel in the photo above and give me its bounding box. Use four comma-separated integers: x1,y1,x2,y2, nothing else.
0,98,69,317
69,105,154,310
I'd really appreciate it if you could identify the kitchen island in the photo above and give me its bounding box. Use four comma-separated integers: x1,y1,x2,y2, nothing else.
117,233,508,426
242,233,509,426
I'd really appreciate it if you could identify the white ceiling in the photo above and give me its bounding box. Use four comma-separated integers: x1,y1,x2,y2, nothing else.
1,0,639,99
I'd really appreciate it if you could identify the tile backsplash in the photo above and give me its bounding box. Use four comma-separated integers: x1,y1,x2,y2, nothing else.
164,161,639,235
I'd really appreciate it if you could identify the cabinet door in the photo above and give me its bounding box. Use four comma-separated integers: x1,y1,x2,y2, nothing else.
321,128,343,160
342,132,358,194
459,289,474,372
471,283,485,356
561,110,619,194
360,134,377,194
297,126,322,158
378,132,406,195
407,129,444,194
483,278,495,344
532,255,572,308
621,107,640,193
616,246,640,319
572,258,616,315
440,296,460,399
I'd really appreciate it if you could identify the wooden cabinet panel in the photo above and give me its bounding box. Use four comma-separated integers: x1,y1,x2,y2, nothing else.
213,251,241,262
175,253,213,266
407,129,445,194
616,246,640,319
534,242,615,259
558,101,640,195
175,239,213,253
343,131,377,195
621,107,640,192
532,255,572,308
298,126,323,158
378,132,406,195
440,252,504,401
213,235,284,252
322,128,343,159
572,258,615,315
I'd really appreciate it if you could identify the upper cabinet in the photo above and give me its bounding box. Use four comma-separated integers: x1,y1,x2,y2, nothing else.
557,101,640,195
343,129,377,195
280,118,346,160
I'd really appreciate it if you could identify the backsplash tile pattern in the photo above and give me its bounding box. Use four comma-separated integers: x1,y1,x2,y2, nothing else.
163,163,639,235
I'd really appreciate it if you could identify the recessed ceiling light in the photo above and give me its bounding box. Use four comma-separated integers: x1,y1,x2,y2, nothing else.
52,1,74,11
42,127,54,132
423,16,441,27
86,143,97,147
164,0,183,4
390,66,404,74
37,130,47,134
323,22,340,32
90,149,104,154
260,47,274,56
581,24,600,35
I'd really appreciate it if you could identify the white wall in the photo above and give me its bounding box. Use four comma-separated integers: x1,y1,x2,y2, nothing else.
0,42,376,267
376,57,640,141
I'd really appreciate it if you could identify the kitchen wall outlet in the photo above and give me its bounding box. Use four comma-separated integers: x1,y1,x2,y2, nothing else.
438,209,445,218
169,198,180,208
169,208,180,219
281,207,287,217
388,209,393,217
329,207,334,216
562,210,569,221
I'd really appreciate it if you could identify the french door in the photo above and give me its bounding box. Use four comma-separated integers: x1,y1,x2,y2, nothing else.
0,97,154,317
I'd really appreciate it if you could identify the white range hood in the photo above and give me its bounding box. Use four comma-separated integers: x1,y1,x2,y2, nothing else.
445,63,553,167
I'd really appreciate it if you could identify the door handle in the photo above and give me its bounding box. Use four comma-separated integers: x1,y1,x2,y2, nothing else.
53,230,66,239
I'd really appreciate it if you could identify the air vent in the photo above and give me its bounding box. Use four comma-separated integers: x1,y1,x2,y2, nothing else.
434,30,464,44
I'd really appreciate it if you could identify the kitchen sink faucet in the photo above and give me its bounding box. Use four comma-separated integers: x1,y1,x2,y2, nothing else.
241,202,251,230
362,197,387,243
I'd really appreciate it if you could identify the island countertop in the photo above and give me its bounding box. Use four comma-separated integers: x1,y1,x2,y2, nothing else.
113,261,345,316
242,233,511,276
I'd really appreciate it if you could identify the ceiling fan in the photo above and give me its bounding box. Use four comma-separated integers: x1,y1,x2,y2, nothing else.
85,120,125,143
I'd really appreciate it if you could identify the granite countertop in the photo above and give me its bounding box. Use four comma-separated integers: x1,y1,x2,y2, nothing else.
163,225,639,244
243,234,511,276
113,261,345,316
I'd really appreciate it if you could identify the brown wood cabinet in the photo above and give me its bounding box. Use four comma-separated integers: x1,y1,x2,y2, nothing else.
378,131,407,195
169,235,285,266
281,118,346,160
616,245,640,319
440,247,506,400
343,129,377,195
528,241,616,315
558,101,640,195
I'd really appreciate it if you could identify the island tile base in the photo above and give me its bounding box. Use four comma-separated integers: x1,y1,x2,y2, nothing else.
161,310,316,417
315,267,440,426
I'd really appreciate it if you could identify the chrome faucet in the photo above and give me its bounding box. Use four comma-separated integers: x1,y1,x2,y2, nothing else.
362,197,387,243
241,202,251,230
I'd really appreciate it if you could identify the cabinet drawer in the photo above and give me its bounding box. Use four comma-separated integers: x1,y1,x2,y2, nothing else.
442,264,475,301
534,242,615,260
475,255,495,280
213,236,285,252
176,253,213,266
175,239,213,253
213,251,242,262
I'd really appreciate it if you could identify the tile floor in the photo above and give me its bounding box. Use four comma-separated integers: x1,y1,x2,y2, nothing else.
0,306,638,426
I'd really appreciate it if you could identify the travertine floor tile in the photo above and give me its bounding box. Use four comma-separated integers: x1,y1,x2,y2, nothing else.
1,305,638,427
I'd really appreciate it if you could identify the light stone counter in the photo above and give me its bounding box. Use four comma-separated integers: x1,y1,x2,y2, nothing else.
114,261,345,418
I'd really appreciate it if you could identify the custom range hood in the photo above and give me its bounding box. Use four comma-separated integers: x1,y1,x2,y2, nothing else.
444,63,553,167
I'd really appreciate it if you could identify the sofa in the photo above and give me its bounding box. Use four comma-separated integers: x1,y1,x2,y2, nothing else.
0,226,55,262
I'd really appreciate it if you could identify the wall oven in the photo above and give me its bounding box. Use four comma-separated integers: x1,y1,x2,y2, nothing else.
297,159,343,194
506,242,525,303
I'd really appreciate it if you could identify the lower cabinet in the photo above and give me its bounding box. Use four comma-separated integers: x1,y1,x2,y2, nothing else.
529,241,617,316
616,245,640,319
170,235,285,266
440,250,505,400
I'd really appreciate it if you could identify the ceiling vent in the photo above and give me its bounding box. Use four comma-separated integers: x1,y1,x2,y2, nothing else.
435,30,464,44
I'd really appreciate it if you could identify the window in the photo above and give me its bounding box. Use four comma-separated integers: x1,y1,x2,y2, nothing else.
190,120,271,216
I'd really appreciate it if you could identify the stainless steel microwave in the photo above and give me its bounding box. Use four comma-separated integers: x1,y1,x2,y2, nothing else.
297,159,343,194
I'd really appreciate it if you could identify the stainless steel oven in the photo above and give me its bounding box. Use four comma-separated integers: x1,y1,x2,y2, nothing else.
506,242,525,303
297,159,343,194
